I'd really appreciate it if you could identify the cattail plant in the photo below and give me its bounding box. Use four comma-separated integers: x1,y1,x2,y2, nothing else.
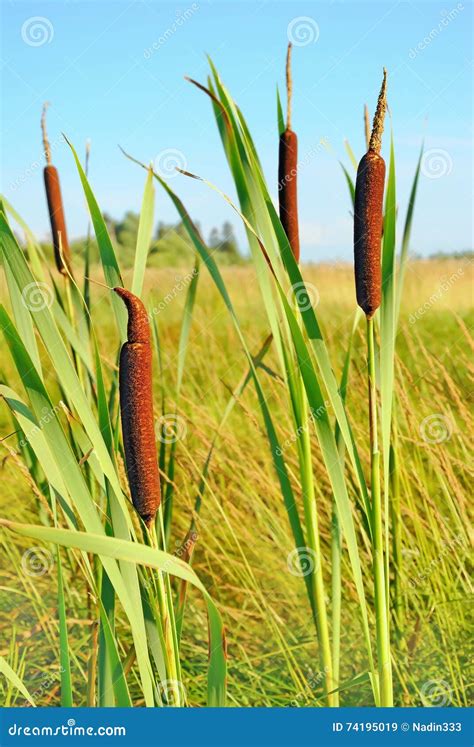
41,103,72,275
278,43,300,262
114,287,161,528
353,70,387,319
354,69,393,706
278,44,336,705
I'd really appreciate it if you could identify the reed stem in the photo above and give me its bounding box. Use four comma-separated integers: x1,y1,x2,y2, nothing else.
298,385,335,705
367,316,393,705
150,522,182,705
390,437,403,640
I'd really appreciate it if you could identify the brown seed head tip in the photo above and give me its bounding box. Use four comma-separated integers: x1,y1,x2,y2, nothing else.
113,287,151,344
286,41,293,131
368,68,387,155
41,102,52,166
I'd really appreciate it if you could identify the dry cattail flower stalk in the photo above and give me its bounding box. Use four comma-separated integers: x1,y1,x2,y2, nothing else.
353,69,387,318
114,287,161,527
278,42,300,262
42,103,72,276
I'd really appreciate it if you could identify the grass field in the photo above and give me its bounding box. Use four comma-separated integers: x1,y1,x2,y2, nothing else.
1,257,471,707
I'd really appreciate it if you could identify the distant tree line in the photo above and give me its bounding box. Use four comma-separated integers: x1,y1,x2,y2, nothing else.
33,211,244,268
101,211,242,266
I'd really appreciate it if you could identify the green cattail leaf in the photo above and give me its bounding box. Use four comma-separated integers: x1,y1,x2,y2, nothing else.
57,552,73,706
3,258,42,375
163,258,200,541
380,132,397,604
0,656,35,706
1,196,47,279
52,300,94,375
65,137,127,341
131,167,155,298
344,139,358,170
177,258,200,394
276,85,285,136
339,161,355,208
396,143,423,324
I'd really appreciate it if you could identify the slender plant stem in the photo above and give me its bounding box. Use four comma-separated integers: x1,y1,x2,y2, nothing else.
149,522,182,705
390,432,403,640
298,391,335,706
367,316,393,705
330,502,341,705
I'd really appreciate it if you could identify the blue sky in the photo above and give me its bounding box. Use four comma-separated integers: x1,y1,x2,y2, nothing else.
1,0,472,260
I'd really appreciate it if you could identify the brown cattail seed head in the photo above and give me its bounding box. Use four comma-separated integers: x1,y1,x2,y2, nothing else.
43,165,72,276
41,103,72,276
354,152,385,317
114,288,160,527
353,70,387,318
278,42,300,262
278,129,300,262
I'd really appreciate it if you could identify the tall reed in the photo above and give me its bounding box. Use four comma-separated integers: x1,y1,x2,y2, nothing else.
354,69,393,706
278,44,335,705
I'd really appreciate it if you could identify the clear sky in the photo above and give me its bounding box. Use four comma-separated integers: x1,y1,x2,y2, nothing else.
1,0,472,260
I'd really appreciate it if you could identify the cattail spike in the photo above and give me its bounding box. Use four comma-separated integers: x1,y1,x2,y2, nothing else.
114,287,150,344
278,43,300,262
42,102,72,275
41,102,52,166
286,42,293,131
353,70,388,317
369,68,387,155
114,287,160,527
